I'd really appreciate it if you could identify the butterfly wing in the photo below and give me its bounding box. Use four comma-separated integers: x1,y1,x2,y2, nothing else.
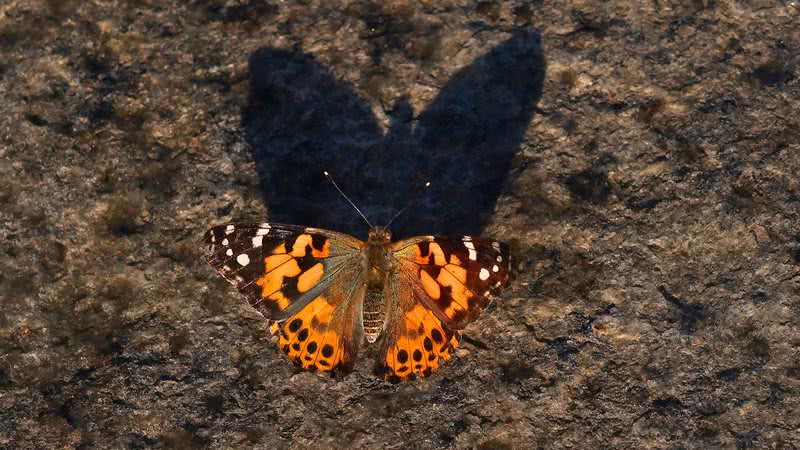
375,236,512,382
268,275,366,373
205,223,367,372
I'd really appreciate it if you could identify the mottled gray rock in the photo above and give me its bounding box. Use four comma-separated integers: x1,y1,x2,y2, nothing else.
1,0,798,449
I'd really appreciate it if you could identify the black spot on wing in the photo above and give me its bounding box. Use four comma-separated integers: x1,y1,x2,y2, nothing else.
282,235,298,253
435,285,454,310
431,239,462,258
451,309,467,329
397,350,408,363
311,234,327,251
297,328,309,342
295,255,321,272
423,265,442,280
417,241,430,258
280,276,301,303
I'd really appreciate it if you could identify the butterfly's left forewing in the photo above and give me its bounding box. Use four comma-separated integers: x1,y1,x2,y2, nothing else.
376,235,512,382
205,223,367,373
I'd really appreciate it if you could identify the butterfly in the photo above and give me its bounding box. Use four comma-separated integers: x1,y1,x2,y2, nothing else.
204,178,512,382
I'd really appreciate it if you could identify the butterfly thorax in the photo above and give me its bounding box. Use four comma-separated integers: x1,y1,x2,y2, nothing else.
363,227,393,343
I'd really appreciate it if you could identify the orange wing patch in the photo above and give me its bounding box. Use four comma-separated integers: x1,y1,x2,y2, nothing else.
271,296,350,372
376,304,461,382
287,234,331,258
414,241,447,266
256,254,301,310
430,264,473,327
253,235,333,315
403,237,512,329
297,263,324,292
419,269,440,299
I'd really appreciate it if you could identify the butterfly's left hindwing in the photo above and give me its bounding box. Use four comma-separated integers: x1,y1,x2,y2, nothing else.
205,223,367,373
376,236,512,382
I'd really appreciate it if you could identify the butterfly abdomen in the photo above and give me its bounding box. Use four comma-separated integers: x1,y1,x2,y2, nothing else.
362,290,385,343
363,235,393,344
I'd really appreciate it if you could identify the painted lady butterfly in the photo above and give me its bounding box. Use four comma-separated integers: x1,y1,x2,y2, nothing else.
204,182,512,382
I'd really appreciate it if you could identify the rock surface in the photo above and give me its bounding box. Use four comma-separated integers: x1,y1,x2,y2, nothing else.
1,1,798,448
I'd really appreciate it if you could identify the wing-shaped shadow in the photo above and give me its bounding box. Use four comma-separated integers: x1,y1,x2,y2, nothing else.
244,29,545,239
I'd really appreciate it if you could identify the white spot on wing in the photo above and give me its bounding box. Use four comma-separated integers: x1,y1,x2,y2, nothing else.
464,241,477,261
225,224,235,234
497,255,503,262
479,268,490,281
226,248,233,256
492,265,499,272
237,254,250,266
252,235,263,248
492,242,501,251
222,238,229,246
256,226,270,236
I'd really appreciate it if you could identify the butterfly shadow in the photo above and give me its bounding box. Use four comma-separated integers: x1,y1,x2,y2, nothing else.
243,29,545,239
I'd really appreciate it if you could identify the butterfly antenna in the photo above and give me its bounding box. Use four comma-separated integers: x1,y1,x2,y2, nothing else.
324,171,373,228
386,181,431,228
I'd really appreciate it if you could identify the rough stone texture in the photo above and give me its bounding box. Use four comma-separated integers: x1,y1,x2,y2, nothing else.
1,1,799,448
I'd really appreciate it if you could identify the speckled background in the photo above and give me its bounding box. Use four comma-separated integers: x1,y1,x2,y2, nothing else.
1,1,799,449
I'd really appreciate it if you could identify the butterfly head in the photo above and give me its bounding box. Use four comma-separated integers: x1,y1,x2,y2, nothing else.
367,226,392,244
